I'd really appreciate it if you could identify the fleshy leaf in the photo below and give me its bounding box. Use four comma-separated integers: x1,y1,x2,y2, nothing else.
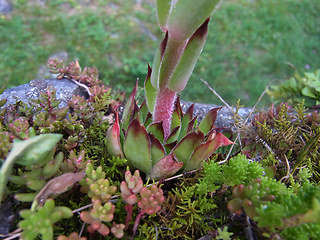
168,18,209,92
149,154,183,180
139,100,149,124
144,112,153,128
0,134,62,204
122,80,138,131
172,132,204,168
156,0,172,31
166,126,180,144
144,65,157,113
198,107,222,135
177,103,195,142
123,119,152,175
151,32,168,89
171,107,181,131
164,141,177,154
167,0,218,42
184,132,233,171
149,134,166,165
158,38,187,89
147,122,165,143
106,112,124,158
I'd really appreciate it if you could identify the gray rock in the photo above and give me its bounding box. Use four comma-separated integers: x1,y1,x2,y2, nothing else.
0,79,88,109
0,79,253,130
0,0,12,14
181,100,253,129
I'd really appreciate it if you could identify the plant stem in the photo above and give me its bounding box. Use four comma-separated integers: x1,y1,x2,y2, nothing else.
124,204,133,230
132,210,145,236
153,87,176,140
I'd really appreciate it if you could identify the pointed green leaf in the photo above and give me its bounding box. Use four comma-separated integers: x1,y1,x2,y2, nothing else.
172,132,204,168
171,107,181,131
144,112,153,128
164,141,177,154
151,32,168,89
144,64,157,113
123,119,152,175
122,80,138,131
184,132,233,171
139,100,149,124
1,134,62,203
149,154,183,180
168,19,209,92
158,38,187,88
147,122,165,143
167,0,218,42
149,134,166,165
198,107,222,135
177,104,195,142
166,126,180,144
156,0,172,31
106,112,124,158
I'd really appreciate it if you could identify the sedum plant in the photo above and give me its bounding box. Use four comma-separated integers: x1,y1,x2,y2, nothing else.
106,0,232,180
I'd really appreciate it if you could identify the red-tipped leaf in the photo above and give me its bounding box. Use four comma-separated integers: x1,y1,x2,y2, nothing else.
149,134,166,165
123,119,152,175
172,132,204,168
122,80,139,131
147,121,165,143
149,154,183,180
184,132,233,171
106,112,124,158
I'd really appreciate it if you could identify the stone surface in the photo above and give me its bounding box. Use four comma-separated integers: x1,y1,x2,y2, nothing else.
0,0,12,14
0,79,88,109
181,101,253,129
0,79,252,129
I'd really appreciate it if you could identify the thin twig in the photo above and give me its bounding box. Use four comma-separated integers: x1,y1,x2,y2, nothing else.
280,155,291,183
69,78,92,96
200,78,233,112
212,0,225,16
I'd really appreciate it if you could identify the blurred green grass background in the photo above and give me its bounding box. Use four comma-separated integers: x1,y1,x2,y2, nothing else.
1,0,319,106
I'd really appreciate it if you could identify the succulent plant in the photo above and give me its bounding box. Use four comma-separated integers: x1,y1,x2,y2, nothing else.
227,178,276,219
106,1,233,180
57,232,87,240
80,199,115,236
19,199,72,240
80,162,117,203
111,222,125,239
120,168,143,205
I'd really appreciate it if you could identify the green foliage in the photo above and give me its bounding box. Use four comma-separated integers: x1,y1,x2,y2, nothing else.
0,133,62,203
267,69,320,106
216,226,233,240
19,199,73,240
222,154,264,186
